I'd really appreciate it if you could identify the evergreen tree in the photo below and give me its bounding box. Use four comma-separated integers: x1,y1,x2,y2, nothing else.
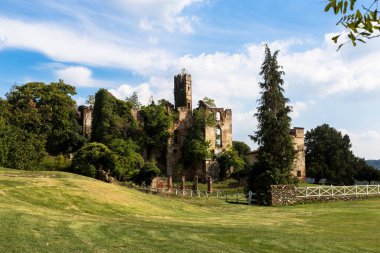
248,45,295,205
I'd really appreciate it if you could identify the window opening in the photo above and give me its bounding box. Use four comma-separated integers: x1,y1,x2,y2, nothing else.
216,127,222,147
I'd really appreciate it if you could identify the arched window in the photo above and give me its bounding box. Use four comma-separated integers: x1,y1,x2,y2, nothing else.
215,112,221,121
215,126,222,147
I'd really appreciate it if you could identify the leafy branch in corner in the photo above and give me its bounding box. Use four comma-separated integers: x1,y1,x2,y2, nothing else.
325,0,380,50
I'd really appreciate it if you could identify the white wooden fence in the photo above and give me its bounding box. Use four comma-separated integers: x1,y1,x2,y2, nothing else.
296,185,380,199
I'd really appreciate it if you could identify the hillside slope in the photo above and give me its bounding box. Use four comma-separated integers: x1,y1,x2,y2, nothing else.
1,169,380,253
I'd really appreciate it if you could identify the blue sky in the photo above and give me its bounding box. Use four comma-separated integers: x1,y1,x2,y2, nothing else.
1,0,380,159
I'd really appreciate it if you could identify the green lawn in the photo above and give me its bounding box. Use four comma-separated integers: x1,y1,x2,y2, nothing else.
0,168,379,253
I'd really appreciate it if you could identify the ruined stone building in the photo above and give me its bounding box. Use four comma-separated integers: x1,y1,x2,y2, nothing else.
79,70,305,183
245,127,306,182
79,70,233,181
167,70,232,181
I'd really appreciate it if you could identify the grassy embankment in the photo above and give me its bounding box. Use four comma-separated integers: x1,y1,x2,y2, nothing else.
0,168,379,253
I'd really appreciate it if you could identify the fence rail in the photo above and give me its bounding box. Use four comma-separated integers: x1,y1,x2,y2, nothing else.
138,187,250,204
296,185,380,199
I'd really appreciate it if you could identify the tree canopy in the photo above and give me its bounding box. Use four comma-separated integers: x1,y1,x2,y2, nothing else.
91,89,136,145
325,0,380,49
4,81,84,156
248,45,296,205
0,120,46,170
217,147,245,180
353,157,380,184
140,101,173,161
232,141,251,157
305,124,355,185
182,105,213,174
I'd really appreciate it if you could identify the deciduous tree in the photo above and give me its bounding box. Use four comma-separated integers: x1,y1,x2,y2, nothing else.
305,124,355,185
5,81,84,155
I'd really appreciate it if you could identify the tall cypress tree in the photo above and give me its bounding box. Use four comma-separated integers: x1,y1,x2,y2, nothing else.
248,45,295,205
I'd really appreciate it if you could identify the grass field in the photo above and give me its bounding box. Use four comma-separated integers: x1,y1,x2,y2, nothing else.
0,168,379,253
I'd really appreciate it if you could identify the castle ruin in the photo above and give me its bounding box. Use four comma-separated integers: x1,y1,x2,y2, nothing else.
167,70,233,181
79,70,305,183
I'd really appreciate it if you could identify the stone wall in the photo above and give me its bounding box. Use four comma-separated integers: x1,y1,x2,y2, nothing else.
204,107,232,154
166,107,192,178
79,106,93,138
271,185,297,206
271,184,380,205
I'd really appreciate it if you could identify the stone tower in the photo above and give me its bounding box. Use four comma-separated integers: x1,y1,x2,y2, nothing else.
290,127,306,182
174,69,192,110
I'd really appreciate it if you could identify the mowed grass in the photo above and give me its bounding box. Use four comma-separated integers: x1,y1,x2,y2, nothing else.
0,169,379,253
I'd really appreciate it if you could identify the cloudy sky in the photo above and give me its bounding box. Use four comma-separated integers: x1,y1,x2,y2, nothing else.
0,0,379,159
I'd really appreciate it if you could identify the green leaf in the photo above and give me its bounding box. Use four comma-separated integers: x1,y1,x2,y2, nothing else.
335,2,343,14
325,2,333,12
360,32,371,36
350,0,355,11
337,44,344,51
343,1,348,14
356,10,362,20
332,35,340,43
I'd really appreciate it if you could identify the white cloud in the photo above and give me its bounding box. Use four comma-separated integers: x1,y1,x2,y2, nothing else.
109,83,154,105
178,49,263,108
280,35,380,95
0,17,174,74
233,110,258,151
290,101,315,119
55,66,103,87
340,129,380,159
115,0,203,33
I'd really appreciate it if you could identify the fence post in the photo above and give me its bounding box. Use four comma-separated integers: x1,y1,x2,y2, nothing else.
367,184,369,196
305,187,308,198
355,185,358,196
378,185,380,195
331,185,334,197
190,190,193,197
343,186,346,196
318,186,321,198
